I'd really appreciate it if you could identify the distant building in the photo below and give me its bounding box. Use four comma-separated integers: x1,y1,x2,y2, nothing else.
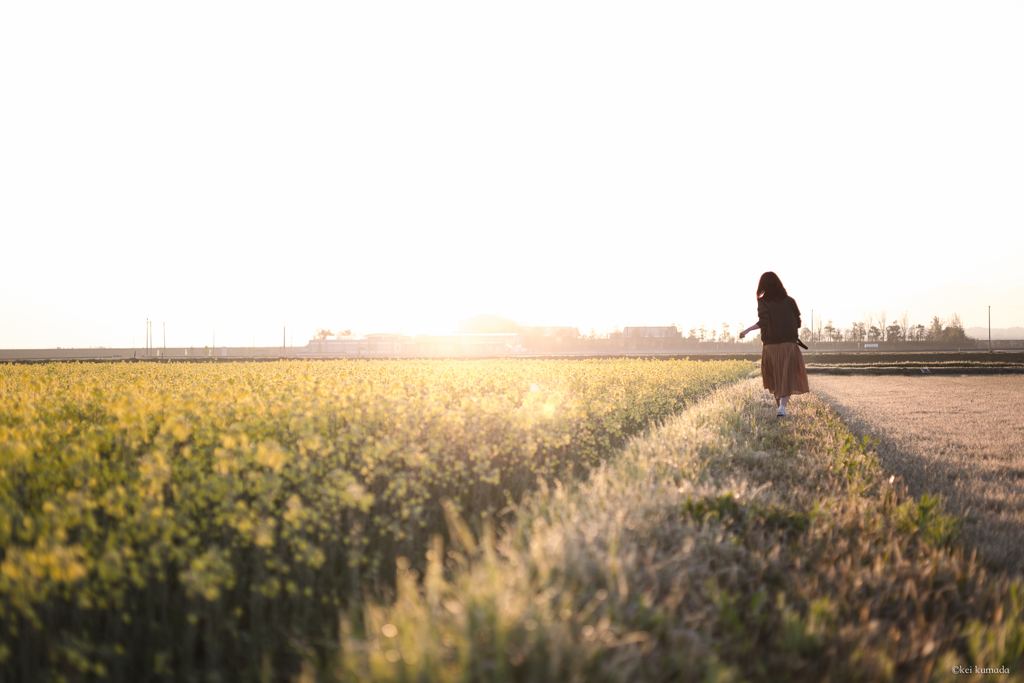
302,331,519,356
365,333,413,355
623,326,681,339
304,314,581,356
306,333,413,356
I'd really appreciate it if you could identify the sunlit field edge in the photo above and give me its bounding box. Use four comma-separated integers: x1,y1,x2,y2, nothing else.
341,381,1024,682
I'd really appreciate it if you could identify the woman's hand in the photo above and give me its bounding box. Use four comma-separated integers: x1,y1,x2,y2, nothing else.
739,330,746,340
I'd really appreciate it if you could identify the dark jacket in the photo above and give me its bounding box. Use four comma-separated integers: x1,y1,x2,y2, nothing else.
757,296,802,345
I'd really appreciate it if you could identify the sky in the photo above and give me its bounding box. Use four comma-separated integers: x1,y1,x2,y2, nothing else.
2,2,1022,348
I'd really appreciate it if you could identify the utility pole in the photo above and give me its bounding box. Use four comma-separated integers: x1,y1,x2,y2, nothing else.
989,305,992,351
811,310,814,354
163,322,166,349
283,326,286,356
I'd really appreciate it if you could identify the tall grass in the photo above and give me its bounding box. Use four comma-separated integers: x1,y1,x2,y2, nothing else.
0,359,751,681
338,380,1024,682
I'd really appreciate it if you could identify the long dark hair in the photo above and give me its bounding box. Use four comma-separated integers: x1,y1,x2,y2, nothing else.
756,271,788,302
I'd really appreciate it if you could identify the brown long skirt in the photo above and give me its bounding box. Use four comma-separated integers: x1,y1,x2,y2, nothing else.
761,342,810,399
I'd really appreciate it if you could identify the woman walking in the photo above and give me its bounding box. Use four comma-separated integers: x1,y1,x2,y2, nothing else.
739,271,809,417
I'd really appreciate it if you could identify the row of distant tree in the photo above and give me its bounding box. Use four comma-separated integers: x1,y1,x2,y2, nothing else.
313,328,352,340
585,324,752,344
316,312,973,346
580,311,974,345
801,312,972,344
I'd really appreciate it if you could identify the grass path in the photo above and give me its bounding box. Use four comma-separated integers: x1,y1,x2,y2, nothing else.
811,375,1024,575
337,380,1024,682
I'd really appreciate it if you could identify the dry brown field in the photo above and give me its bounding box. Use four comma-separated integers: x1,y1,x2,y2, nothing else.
811,375,1024,575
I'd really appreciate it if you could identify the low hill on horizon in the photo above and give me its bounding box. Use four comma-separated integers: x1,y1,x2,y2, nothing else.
965,326,1024,340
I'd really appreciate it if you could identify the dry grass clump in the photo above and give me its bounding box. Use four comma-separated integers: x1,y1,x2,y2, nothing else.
812,375,1024,574
337,380,1024,682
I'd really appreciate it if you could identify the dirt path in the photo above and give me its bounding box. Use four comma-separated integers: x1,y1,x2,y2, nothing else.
809,375,1024,575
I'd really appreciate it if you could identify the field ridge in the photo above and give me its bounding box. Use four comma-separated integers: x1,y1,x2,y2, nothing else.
339,380,1024,682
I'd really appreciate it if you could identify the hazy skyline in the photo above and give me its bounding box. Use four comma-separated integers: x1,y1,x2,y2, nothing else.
2,3,1022,349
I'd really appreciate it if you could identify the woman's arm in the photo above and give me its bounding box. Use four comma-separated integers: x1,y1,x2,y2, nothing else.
741,298,769,340
738,323,759,339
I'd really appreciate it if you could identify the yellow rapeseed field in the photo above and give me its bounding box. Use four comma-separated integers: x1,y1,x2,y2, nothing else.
0,358,752,681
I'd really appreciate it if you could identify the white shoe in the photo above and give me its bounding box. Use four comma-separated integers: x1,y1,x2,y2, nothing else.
776,407,786,417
